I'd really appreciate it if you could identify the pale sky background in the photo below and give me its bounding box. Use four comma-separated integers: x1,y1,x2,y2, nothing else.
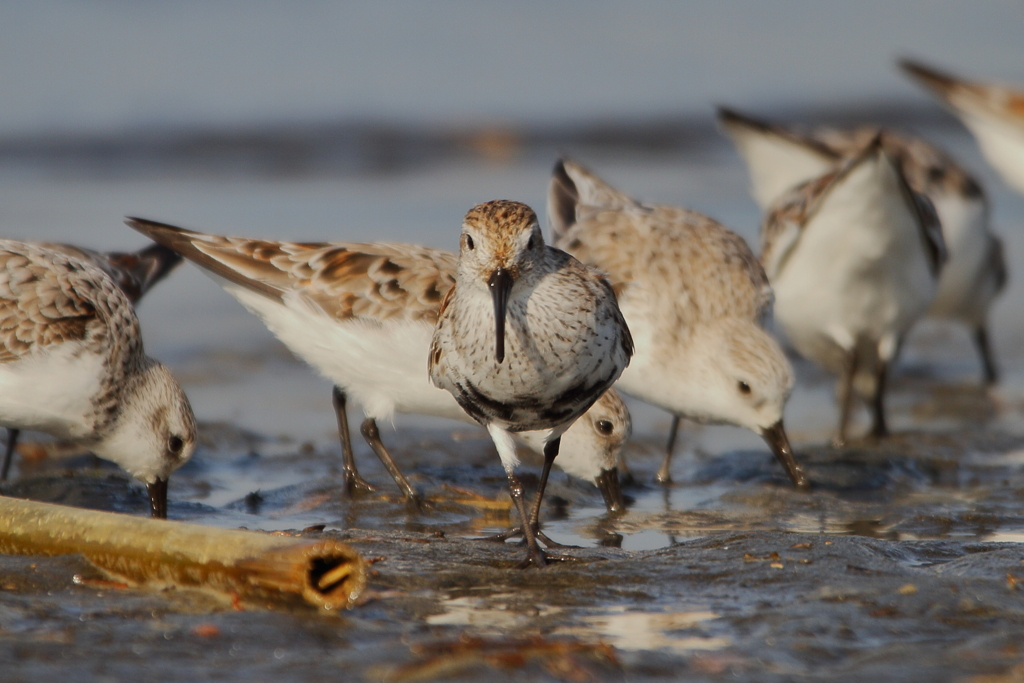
0,1,1021,135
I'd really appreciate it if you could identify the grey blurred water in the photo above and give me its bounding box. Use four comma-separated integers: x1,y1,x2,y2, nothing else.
0,2,1022,134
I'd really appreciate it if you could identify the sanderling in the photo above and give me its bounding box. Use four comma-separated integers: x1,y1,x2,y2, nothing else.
759,137,946,444
126,217,631,515
0,240,196,517
902,59,1024,196
429,200,632,567
0,241,183,481
719,107,1007,384
549,158,806,488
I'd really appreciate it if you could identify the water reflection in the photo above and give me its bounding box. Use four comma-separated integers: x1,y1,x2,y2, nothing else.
426,595,562,631
426,594,730,655
556,607,729,654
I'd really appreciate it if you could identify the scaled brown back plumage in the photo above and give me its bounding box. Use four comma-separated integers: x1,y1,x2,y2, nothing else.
126,217,457,325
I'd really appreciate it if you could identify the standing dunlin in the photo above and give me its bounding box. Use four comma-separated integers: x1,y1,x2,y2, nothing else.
0,241,196,517
549,158,806,488
759,137,946,443
127,217,631,515
902,59,1024,196
1,241,183,480
429,200,632,567
719,107,1006,384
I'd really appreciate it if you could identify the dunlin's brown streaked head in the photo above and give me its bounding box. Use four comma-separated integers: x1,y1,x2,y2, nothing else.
459,200,547,363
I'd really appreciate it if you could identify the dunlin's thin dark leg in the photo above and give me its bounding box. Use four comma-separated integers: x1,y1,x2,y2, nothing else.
506,469,546,569
657,415,681,484
527,437,560,526
480,438,572,549
833,352,859,447
869,361,889,439
332,387,375,494
974,324,999,386
360,418,422,509
525,438,571,548
0,428,19,481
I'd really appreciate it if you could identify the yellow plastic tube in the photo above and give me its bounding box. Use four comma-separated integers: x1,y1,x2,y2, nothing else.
0,497,366,610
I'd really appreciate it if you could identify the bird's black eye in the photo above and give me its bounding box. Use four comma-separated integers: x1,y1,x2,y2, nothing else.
527,234,536,250
596,420,614,435
738,381,751,395
168,435,184,455
465,234,475,250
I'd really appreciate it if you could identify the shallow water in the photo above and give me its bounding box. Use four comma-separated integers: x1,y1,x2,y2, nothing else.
4,122,1024,681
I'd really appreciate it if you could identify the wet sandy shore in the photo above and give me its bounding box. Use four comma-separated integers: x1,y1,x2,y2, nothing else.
5,371,1024,682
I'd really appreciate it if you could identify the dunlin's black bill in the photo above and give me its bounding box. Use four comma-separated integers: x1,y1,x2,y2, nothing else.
488,267,513,364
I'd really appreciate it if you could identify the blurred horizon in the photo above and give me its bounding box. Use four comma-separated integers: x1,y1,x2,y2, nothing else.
0,2,1020,179
2,3,1021,132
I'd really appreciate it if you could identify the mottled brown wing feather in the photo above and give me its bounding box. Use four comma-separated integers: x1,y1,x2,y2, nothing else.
0,247,103,363
126,218,291,302
810,128,984,200
43,242,183,304
127,217,457,324
298,245,455,323
551,161,769,327
568,203,769,326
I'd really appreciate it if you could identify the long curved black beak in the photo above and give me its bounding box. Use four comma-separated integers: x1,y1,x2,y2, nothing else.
148,477,168,519
761,420,809,490
488,267,514,364
595,467,626,513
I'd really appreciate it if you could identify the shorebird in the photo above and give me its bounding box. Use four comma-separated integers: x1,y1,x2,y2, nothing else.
718,107,1006,384
548,158,806,488
902,59,1024,196
126,217,631,515
1,241,183,481
0,240,196,517
429,200,632,567
759,137,946,443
